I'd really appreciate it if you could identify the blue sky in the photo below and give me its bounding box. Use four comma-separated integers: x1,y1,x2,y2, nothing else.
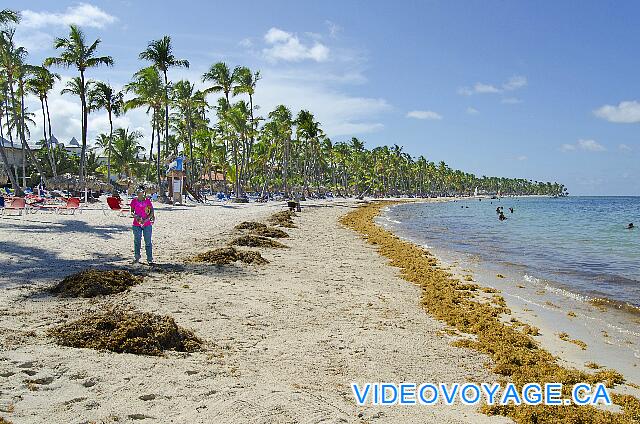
8,1,640,195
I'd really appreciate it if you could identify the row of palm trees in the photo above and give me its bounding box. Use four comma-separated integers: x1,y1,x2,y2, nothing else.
0,9,568,198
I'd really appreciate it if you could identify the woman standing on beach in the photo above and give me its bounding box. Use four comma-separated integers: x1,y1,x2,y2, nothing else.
130,186,155,265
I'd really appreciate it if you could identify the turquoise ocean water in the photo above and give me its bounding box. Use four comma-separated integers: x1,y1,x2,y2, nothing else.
383,197,640,309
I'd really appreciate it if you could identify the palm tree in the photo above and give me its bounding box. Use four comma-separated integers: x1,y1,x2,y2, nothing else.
139,36,189,158
0,9,19,27
172,80,207,182
88,81,123,183
0,78,20,193
224,101,250,197
111,128,144,178
124,66,164,187
233,66,260,182
295,110,320,195
202,62,236,188
45,24,113,185
25,65,60,176
202,62,234,103
267,105,292,195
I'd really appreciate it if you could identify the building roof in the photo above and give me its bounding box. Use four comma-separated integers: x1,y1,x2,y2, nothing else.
0,136,39,150
68,137,80,147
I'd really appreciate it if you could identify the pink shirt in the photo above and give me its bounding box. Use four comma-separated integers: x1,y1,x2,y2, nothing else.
131,198,153,227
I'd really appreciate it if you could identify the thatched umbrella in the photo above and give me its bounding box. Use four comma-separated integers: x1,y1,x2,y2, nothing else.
47,173,82,191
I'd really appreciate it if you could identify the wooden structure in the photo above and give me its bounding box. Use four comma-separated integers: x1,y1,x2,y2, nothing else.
167,156,185,204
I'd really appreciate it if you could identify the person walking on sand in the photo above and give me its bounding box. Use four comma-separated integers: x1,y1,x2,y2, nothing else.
130,186,155,265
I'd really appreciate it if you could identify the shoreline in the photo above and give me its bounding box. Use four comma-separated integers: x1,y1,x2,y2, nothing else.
378,200,640,383
341,200,640,423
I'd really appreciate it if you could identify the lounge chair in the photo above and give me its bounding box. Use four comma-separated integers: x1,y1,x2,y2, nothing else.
58,197,81,215
2,197,26,216
105,196,129,216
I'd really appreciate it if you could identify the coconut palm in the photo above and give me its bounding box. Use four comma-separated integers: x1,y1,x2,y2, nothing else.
45,24,114,184
202,62,235,103
25,65,60,176
0,80,20,192
171,80,207,181
110,128,144,178
139,36,189,157
223,101,251,197
233,66,260,181
267,105,292,195
124,66,164,187
0,9,19,27
88,81,123,183
0,30,47,187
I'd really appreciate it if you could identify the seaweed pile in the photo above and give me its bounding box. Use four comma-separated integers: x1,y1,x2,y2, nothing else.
229,235,287,249
235,221,267,231
191,246,269,265
49,269,143,298
268,211,297,228
250,226,289,238
49,309,202,356
340,201,640,423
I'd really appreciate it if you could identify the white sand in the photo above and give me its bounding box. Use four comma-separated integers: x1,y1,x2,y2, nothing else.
0,200,510,423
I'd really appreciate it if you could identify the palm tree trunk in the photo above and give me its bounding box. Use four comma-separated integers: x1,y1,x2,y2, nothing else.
187,112,194,184
283,135,290,197
16,78,47,186
156,110,161,194
79,70,88,185
233,137,240,197
39,97,55,175
163,70,169,156
107,108,113,184
147,115,155,182
44,94,57,177
0,112,21,194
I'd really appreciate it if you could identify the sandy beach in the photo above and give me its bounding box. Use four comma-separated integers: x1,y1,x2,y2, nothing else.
0,200,512,423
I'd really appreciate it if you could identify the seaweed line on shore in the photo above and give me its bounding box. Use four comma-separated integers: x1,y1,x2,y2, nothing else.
340,200,640,423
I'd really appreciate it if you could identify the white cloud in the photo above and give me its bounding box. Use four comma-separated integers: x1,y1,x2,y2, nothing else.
618,144,632,151
501,97,522,104
21,3,117,29
406,110,443,120
562,139,606,152
263,27,329,62
239,38,253,48
254,70,390,136
578,139,606,151
474,83,501,94
458,75,527,96
503,76,527,90
516,155,527,161
593,101,640,123
466,107,479,115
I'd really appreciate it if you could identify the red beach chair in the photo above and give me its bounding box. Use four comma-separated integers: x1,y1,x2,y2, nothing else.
3,197,26,216
58,197,81,215
105,196,129,216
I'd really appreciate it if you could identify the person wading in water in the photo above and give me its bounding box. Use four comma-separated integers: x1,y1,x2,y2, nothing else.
130,186,155,265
